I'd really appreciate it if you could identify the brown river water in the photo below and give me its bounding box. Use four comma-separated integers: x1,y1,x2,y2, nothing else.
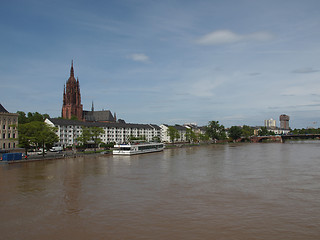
1,142,320,240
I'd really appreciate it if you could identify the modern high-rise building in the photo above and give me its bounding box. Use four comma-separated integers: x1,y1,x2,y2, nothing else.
62,61,83,120
264,118,276,128
279,114,290,129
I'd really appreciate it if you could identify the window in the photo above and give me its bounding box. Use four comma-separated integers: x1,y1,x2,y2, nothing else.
2,133,5,139
2,125,5,129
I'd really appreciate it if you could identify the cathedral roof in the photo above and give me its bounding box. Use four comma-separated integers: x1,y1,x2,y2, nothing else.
83,110,115,122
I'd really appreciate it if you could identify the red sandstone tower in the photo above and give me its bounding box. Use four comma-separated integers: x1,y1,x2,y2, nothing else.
62,61,83,120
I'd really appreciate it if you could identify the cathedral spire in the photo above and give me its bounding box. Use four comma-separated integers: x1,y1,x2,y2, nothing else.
62,61,83,120
91,101,94,112
70,60,74,77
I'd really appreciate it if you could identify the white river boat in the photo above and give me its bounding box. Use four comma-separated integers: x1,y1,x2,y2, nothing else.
113,142,165,155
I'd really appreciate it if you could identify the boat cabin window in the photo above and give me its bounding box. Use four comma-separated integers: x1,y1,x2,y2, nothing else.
120,147,131,151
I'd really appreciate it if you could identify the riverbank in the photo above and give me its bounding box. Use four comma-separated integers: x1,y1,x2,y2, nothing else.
1,139,300,165
0,150,110,164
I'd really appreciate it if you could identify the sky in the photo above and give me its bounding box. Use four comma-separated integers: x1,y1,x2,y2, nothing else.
1,0,320,129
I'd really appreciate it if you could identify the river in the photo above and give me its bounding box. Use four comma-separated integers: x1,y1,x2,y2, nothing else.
1,142,320,240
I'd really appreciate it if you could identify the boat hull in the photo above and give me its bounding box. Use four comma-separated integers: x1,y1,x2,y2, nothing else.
113,148,164,155
112,142,164,155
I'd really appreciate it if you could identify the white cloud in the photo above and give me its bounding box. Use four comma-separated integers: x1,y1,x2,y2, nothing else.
127,53,150,62
196,30,274,45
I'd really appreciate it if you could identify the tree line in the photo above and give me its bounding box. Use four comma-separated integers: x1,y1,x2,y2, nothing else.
167,121,279,143
290,128,320,135
17,111,310,153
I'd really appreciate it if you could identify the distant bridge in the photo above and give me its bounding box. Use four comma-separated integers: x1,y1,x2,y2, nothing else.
250,134,320,143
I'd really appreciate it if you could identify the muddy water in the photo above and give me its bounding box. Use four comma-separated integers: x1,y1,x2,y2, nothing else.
1,142,320,239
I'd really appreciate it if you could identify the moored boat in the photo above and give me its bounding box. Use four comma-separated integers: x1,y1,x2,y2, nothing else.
113,142,164,155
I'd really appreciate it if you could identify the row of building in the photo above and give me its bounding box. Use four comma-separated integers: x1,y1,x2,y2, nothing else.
1,100,292,151
0,62,292,151
44,118,205,148
264,115,290,130
0,102,206,150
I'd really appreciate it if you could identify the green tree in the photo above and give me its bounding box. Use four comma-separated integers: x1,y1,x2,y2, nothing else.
258,127,269,136
34,122,59,157
290,128,320,135
17,111,28,124
186,128,198,143
17,111,50,124
167,126,180,143
77,126,104,151
77,127,92,147
228,126,243,141
242,125,254,139
206,121,226,141
18,123,34,155
258,127,275,136
18,121,58,156
198,133,210,142
90,126,104,151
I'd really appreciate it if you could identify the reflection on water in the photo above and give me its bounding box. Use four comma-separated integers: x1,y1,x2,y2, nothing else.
1,142,320,239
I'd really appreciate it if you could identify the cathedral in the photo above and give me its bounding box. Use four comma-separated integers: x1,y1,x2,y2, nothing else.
62,61,116,122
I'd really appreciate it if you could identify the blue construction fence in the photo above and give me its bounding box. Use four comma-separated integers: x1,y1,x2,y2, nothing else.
1,153,22,161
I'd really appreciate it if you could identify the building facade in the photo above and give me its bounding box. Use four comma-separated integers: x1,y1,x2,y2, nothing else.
45,118,161,147
279,114,290,129
264,118,276,128
0,104,19,150
160,124,188,143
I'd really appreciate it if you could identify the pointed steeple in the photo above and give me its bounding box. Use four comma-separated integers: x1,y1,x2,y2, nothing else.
62,61,83,120
70,60,74,77
91,101,94,112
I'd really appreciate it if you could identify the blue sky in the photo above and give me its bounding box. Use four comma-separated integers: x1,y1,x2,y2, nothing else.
1,0,320,128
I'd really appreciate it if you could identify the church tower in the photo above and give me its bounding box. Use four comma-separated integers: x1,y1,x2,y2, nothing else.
62,61,83,120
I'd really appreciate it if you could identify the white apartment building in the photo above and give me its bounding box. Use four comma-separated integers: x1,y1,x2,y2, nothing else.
45,118,161,147
160,124,188,143
160,124,207,143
